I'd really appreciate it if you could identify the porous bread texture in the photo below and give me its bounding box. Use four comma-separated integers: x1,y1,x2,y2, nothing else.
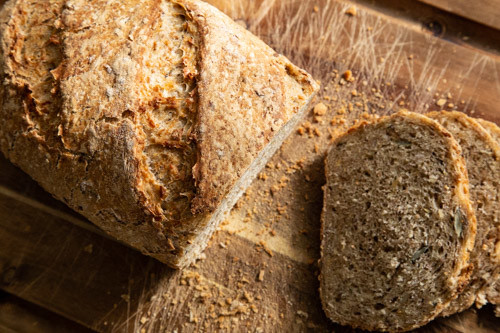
320,111,476,332
0,0,318,268
428,111,500,315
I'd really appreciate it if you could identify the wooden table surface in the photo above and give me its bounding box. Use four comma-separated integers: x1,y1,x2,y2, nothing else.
0,0,499,332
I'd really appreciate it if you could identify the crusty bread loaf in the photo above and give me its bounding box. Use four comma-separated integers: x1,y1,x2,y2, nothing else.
428,112,500,315
0,0,318,268
320,111,476,332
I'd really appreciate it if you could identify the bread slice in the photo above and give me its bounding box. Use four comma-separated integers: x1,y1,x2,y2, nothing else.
320,111,476,332
476,118,500,316
0,0,318,268
428,112,500,315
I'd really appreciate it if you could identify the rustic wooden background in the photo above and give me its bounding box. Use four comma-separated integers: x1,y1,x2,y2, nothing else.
1,0,499,332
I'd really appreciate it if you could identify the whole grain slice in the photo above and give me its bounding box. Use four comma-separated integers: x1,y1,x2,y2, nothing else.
320,111,476,332
476,118,500,316
0,0,318,268
428,111,500,316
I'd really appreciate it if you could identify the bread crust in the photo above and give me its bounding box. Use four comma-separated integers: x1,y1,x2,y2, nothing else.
319,111,476,332
181,0,318,213
0,0,318,268
476,118,500,312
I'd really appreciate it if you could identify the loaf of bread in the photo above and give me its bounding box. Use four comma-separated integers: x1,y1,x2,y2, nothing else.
320,111,476,332
0,0,318,268
428,111,500,315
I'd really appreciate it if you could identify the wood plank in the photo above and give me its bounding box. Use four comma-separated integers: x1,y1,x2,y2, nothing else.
352,0,500,55
0,291,94,333
418,0,500,31
0,0,499,332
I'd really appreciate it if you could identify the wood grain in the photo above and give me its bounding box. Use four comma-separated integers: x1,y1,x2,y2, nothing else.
0,0,499,332
0,291,93,333
418,0,500,31
352,0,500,55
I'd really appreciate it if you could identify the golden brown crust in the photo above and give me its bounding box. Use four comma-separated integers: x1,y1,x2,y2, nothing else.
0,0,318,268
182,0,318,213
477,118,500,145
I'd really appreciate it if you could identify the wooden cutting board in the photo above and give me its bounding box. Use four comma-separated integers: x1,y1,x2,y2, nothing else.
1,0,499,332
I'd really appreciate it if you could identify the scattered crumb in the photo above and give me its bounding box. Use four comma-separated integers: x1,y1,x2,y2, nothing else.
342,70,352,81
259,240,274,257
83,244,93,254
297,310,309,319
345,6,357,16
313,102,328,116
258,269,265,282
436,99,446,107
313,5,319,13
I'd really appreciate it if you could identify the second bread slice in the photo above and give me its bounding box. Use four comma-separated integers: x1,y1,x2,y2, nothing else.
320,111,476,331
428,111,500,315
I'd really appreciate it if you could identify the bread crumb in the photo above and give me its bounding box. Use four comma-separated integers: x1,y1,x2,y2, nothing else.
259,240,274,257
140,316,148,324
258,269,265,281
313,5,319,13
297,310,309,318
436,99,446,107
313,102,328,115
345,6,357,16
342,70,352,81
83,244,93,254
